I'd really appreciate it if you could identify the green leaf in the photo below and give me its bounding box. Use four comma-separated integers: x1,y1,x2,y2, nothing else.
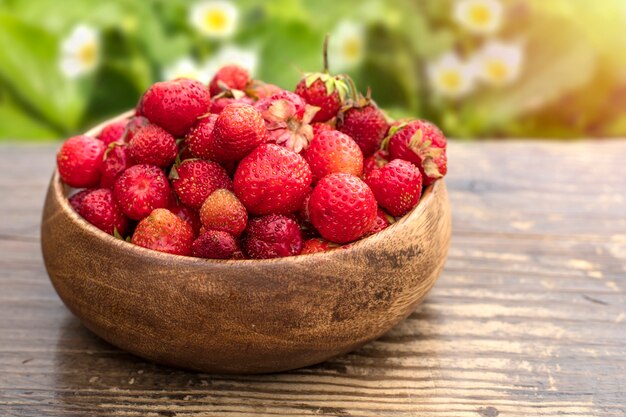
0,90,60,140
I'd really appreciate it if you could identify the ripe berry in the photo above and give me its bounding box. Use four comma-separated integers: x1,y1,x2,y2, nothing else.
234,144,312,215
365,159,422,217
185,114,218,160
367,208,394,235
57,135,105,188
131,208,194,256
113,164,171,221
295,74,347,122
122,116,150,143
338,103,389,157
246,80,283,100
244,214,303,259
98,120,127,145
100,144,132,189
128,124,177,167
308,173,377,244
301,237,339,254
212,103,267,162
363,149,390,177
169,204,202,237
304,130,363,183
209,65,250,96
140,78,211,137
192,230,240,259
69,189,93,214
311,122,334,136
75,188,129,236
200,189,247,237
171,160,232,210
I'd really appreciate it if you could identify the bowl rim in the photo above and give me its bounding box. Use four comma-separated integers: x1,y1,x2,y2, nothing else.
49,112,443,265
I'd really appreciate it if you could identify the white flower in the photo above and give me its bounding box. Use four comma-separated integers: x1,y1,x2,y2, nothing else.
328,21,366,72
189,0,239,39
427,52,477,99
453,0,503,35
162,57,211,83
473,40,524,87
58,25,101,79
202,44,259,79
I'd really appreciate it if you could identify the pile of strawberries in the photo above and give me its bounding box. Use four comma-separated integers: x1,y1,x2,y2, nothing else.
56,55,447,259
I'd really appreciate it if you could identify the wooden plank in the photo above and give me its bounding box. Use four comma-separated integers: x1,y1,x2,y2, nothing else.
0,141,624,416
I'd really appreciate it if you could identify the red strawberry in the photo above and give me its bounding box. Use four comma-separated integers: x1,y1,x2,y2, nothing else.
128,124,177,167
387,120,447,186
75,188,129,236
304,130,363,183
295,73,347,122
185,114,218,160
301,237,339,254
234,144,312,215
98,120,127,145
209,65,250,96
113,164,171,220
367,208,394,235
200,189,248,237
122,116,150,143
131,208,194,256
363,149,390,177
308,173,377,244
311,121,334,136
244,214,303,259
246,80,283,100
211,103,267,162
169,204,202,237
210,96,254,114
171,159,232,210
69,189,93,213
297,187,313,224
338,98,389,157
139,78,211,137
100,144,132,189
57,135,105,188
364,159,422,217
192,230,240,259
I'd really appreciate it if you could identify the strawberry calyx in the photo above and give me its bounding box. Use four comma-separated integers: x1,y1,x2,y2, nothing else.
262,99,319,153
407,130,445,180
214,88,247,101
380,121,409,151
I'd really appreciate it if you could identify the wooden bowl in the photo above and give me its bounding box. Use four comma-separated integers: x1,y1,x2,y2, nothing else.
41,116,452,374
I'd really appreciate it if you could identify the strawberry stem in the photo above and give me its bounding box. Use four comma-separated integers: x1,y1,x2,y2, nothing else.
323,34,329,73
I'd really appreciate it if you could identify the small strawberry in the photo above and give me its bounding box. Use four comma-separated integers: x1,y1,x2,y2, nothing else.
211,103,267,162
127,124,177,167
337,94,389,157
244,214,303,259
131,208,194,256
113,164,171,221
69,189,93,213
209,65,250,96
98,120,127,145
185,114,218,160
363,149,390,177
169,204,202,237
311,121,334,136
200,189,248,237
245,80,283,100
209,95,254,114
364,159,422,217
304,130,363,183
139,78,211,137
367,208,394,235
234,144,312,215
301,237,339,254
192,230,240,259
295,74,348,123
57,135,106,188
386,120,447,186
171,159,233,210
100,144,132,189
308,173,377,244
122,116,150,143
75,188,129,236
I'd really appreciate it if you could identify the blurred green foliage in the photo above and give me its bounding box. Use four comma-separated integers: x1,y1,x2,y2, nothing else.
1,0,626,140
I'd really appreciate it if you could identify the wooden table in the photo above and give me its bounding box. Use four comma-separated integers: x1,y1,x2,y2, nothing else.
1,141,624,416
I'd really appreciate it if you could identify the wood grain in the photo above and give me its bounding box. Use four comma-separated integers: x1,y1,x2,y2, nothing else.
1,141,625,416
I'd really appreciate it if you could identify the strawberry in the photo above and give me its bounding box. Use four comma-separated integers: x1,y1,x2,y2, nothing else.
128,124,177,167
364,159,422,217
209,65,250,96
211,103,267,162
386,120,447,186
139,78,211,137
113,164,171,221
297,187,313,224
122,116,150,143
200,189,247,237
301,237,339,254
75,188,129,236
98,120,127,145
192,230,240,259
338,96,389,157
57,135,105,188
169,204,202,237
244,214,303,259
295,74,347,123
363,149,390,177
304,130,363,183
311,121,334,136
69,189,93,213
246,80,283,100
171,159,233,210
100,144,132,189
367,208,394,235
185,114,218,160
210,95,254,114
234,144,312,215
131,208,194,256
308,173,377,244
